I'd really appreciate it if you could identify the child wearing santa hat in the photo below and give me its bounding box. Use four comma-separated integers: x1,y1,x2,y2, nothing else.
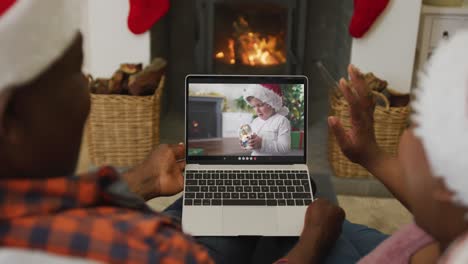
329,30,468,263
243,84,292,155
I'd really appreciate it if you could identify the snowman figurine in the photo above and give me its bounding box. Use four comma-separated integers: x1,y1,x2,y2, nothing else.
239,124,253,150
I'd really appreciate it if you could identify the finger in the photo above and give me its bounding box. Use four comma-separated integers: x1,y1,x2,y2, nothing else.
328,117,351,149
170,143,186,160
305,198,325,223
349,64,364,81
178,160,186,172
339,78,358,108
349,66,376,114
341,77,364,119
348,64,368,98
349,64,363,82
339,79,361,122
178,171,184,188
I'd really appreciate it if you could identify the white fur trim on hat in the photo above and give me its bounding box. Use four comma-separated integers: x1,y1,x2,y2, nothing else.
243,84,289,116
439,232,468,263
0,0,81,92
412,30,468,208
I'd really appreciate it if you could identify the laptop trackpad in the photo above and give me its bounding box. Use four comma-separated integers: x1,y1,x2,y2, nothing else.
222,207,277,236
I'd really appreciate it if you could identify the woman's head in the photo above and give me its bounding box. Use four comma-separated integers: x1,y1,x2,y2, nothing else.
243,83,289,119
401,30,468,248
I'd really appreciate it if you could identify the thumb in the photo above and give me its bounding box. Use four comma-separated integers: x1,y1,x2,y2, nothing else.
170,142,186,160
328,117,350,149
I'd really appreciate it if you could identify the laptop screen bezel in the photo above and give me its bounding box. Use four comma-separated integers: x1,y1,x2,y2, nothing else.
185,74,308,165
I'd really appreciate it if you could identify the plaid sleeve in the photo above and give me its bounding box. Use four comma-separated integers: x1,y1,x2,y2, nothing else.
0,167,215,264
153,226,214,264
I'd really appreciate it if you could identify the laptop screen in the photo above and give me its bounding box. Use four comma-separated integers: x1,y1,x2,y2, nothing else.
186,75,307,164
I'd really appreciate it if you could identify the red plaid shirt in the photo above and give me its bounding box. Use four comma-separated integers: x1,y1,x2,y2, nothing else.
0,167,213,264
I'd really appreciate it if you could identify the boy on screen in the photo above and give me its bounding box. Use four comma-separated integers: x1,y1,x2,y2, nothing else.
242,84,291,155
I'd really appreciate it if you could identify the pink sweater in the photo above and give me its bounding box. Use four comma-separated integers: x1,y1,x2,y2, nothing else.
358,223,434,264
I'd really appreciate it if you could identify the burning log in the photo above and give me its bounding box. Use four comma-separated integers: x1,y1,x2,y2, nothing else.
215,16,286,66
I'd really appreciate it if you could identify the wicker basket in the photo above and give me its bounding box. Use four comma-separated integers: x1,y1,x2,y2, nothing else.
86,76,165,167
328,91,410,178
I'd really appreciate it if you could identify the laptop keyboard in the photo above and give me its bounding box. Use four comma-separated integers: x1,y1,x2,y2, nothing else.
184,170,313,206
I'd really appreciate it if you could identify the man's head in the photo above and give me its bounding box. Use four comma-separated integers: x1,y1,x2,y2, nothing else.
0,0,87,178
401,30,468,248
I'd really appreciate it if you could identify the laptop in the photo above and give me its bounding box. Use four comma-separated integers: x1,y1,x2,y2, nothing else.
182,75,313,236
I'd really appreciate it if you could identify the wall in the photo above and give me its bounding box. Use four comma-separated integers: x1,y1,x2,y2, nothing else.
303,0,353,100
80,0,151,77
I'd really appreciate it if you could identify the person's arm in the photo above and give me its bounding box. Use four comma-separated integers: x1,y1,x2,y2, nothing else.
276,199,345,263
121,143,186,201
360,149,410,209
280,235,323,263
260,118,291,153
328,64,411,210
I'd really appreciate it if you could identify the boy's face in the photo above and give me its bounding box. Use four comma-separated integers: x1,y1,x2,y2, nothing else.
249,97,274,120
399,129,468,247
0,33,90,178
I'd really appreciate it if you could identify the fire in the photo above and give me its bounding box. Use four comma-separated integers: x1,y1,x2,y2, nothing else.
215,17,286,66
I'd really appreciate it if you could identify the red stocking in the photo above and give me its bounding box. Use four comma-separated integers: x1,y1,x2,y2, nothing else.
349,0,390,38
0,0,16,16
128,0,170,35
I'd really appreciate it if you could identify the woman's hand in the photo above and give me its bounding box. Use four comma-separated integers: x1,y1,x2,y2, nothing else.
328,64,381,167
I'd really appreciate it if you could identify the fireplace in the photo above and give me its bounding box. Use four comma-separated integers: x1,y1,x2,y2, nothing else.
151,1,353,115
195,0,307,75
188,96,224,139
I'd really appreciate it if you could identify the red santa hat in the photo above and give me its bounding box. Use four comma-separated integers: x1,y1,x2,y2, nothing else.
413,30,468,208
0,0,81,92
243,83,289,116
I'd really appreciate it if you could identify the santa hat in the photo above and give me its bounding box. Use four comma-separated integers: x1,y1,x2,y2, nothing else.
0,0,81,93
439,231,468,263
243,83,289,116
412,30,468,208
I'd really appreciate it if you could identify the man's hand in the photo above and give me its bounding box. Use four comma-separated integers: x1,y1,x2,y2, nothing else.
282,199,345,263
248,134,262,149
123,143,186,201
328,64,381,167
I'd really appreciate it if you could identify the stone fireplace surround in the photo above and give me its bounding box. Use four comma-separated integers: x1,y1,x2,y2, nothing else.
151,0,353,117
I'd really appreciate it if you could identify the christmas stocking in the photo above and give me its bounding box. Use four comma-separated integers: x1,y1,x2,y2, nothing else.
349,0,390,38
128,0,170,35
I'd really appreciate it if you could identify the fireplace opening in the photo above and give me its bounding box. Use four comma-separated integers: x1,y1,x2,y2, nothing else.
213,3,287,72
188,96,223,139
195,0,306,75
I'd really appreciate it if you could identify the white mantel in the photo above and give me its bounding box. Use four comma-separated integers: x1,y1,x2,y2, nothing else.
80,0,151,78
350,0,423,93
